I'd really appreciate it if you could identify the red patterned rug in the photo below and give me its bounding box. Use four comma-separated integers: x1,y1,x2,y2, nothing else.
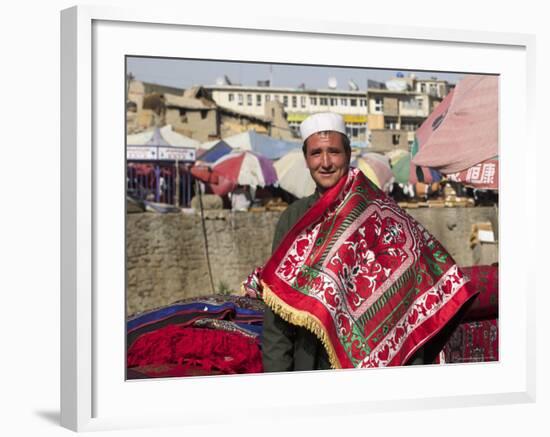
244,168,478,368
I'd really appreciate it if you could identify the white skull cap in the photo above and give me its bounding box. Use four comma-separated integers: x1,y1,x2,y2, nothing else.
300,112,347,141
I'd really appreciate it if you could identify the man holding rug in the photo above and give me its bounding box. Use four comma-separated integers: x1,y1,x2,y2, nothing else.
243,112,478,372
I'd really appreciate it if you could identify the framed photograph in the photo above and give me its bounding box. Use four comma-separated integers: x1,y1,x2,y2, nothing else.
61,5,535,432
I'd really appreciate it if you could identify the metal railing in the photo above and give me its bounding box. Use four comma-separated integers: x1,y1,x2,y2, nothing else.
127,162,193,207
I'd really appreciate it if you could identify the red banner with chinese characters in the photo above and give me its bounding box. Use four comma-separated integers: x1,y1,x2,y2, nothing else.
446,159,498,190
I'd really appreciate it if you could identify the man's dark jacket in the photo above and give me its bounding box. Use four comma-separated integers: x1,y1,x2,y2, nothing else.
262,192,331,372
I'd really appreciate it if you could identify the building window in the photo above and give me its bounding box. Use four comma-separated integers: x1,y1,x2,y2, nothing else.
292,96,297,108
289,122,300,136
330,97,337,106
283,96,289,107
392,134,400,145
350,98,357,107
179,109,187,123
247,94,253,106
374,97,383,112
265,94,271,102
310,96,317,105
228,93,234,102
420,83,426,93
238,94,243,106
341,98,348,106
200,110,208,120
346,124,362,138
256,94,262,106
274,95,279,101
301,96,306,108
360,98,367,107
320,97,328,105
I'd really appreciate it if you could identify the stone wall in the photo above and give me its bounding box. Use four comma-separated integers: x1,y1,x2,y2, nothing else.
127,210,279,315
126,206,498,315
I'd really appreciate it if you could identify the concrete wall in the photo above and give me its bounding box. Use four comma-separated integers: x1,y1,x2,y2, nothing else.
383,96,399,116
370,129,409,152
367,113,385,130
126,206,498,315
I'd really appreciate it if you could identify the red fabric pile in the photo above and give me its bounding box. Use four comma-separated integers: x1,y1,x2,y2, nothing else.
127,324,263,377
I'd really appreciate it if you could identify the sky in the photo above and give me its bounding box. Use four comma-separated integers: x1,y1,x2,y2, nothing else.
126,56,466,91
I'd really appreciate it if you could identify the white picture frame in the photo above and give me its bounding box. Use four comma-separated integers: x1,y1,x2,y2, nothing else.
60,5,536,432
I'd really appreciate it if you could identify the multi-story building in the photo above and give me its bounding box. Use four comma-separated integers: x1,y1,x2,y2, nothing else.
129,74,452,152
368,75,451,152
126,82,294,141
205,74,451,151
414,77,450,98
205,83,369,143
366,88,446,152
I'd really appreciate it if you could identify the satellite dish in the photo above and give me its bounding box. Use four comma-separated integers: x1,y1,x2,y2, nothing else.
328,77,338,89
216,75,232,85
348,79,359,90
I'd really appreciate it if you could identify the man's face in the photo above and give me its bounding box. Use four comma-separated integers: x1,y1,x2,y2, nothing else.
304,131,350,193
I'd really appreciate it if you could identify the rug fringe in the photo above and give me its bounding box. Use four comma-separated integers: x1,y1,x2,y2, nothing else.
262,281,341,369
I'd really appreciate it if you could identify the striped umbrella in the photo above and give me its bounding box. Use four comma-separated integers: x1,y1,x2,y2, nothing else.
350,153,394,193
274,149,316,198
212,151,278,188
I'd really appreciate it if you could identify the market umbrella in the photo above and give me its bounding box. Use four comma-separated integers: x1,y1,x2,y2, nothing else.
445,157,499,190
386,149,409,166
274,149,316,198
412,74,498,174
202,130,301,159
212,151,278,188
350,153,394,193
127,125,201,149
190,164,236,196
391,152,442,185
196,140,233,163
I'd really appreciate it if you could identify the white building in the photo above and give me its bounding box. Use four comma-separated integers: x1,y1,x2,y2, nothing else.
205,84,369,142
204,73,452,150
